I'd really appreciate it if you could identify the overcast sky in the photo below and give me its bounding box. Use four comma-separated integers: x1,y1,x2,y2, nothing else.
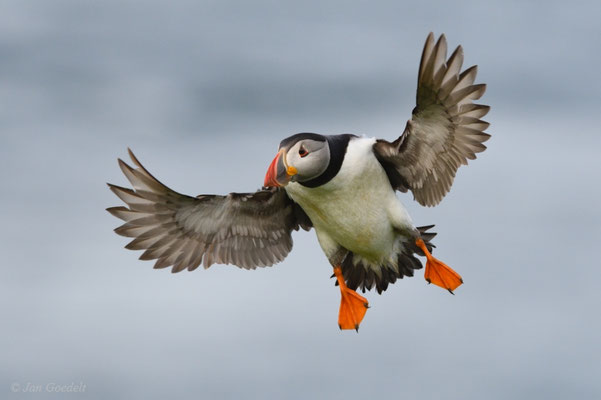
2,1,601,399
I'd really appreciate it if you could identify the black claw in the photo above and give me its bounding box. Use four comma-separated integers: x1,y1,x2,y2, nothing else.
448,289,455,295
338,324,342,330
426,278,431,284
460,278,464,284
364,302,370,308
354,324,359,333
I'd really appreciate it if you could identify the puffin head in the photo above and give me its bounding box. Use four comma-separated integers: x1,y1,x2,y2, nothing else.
264,133,330,187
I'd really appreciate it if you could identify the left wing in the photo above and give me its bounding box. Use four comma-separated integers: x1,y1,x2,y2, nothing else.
374,33,490,207
107,149,311,272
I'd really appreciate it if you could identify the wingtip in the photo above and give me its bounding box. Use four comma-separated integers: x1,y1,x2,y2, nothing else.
424,32,435,48
127,148,140,166
126,148,150,173
437,33,447,46
117,158,129,170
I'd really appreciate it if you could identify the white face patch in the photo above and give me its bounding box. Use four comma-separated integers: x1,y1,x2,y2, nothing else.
285,139,330,182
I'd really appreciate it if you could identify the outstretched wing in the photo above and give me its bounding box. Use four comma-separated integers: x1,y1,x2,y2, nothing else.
373,32,491,207
107,149,312,272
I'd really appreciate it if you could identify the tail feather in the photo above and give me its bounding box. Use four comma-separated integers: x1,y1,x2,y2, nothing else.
339,225,437,294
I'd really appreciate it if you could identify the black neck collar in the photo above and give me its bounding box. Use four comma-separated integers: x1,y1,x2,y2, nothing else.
299,134,355,188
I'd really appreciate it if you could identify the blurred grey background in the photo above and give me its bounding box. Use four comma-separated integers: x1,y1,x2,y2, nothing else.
2,1,600,399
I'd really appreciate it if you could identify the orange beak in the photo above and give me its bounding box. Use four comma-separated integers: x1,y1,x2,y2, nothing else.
264,149,296,187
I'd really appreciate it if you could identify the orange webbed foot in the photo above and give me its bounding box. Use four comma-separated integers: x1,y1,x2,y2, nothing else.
338,286,369,331
416,238,463,294
333,267,369,331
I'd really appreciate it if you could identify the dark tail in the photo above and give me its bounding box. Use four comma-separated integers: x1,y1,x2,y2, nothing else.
339,225,437,294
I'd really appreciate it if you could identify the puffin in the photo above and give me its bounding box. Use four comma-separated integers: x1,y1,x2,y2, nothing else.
107,33,490,331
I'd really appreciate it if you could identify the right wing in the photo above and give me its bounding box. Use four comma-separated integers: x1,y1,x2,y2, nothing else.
107,149,312,272
374,33,490,207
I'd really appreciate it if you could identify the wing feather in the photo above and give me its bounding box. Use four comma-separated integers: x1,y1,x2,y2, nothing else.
108,150,311,272
374,33,490,206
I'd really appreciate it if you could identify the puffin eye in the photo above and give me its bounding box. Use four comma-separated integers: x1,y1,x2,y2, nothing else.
299,147,309,158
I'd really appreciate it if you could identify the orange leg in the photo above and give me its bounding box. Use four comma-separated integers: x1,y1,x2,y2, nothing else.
415,238,463,294
333,267,369,331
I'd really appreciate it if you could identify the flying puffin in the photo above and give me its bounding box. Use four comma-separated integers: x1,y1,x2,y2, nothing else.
107,33,490,331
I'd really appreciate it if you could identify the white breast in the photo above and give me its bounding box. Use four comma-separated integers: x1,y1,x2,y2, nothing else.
286,136,414,263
